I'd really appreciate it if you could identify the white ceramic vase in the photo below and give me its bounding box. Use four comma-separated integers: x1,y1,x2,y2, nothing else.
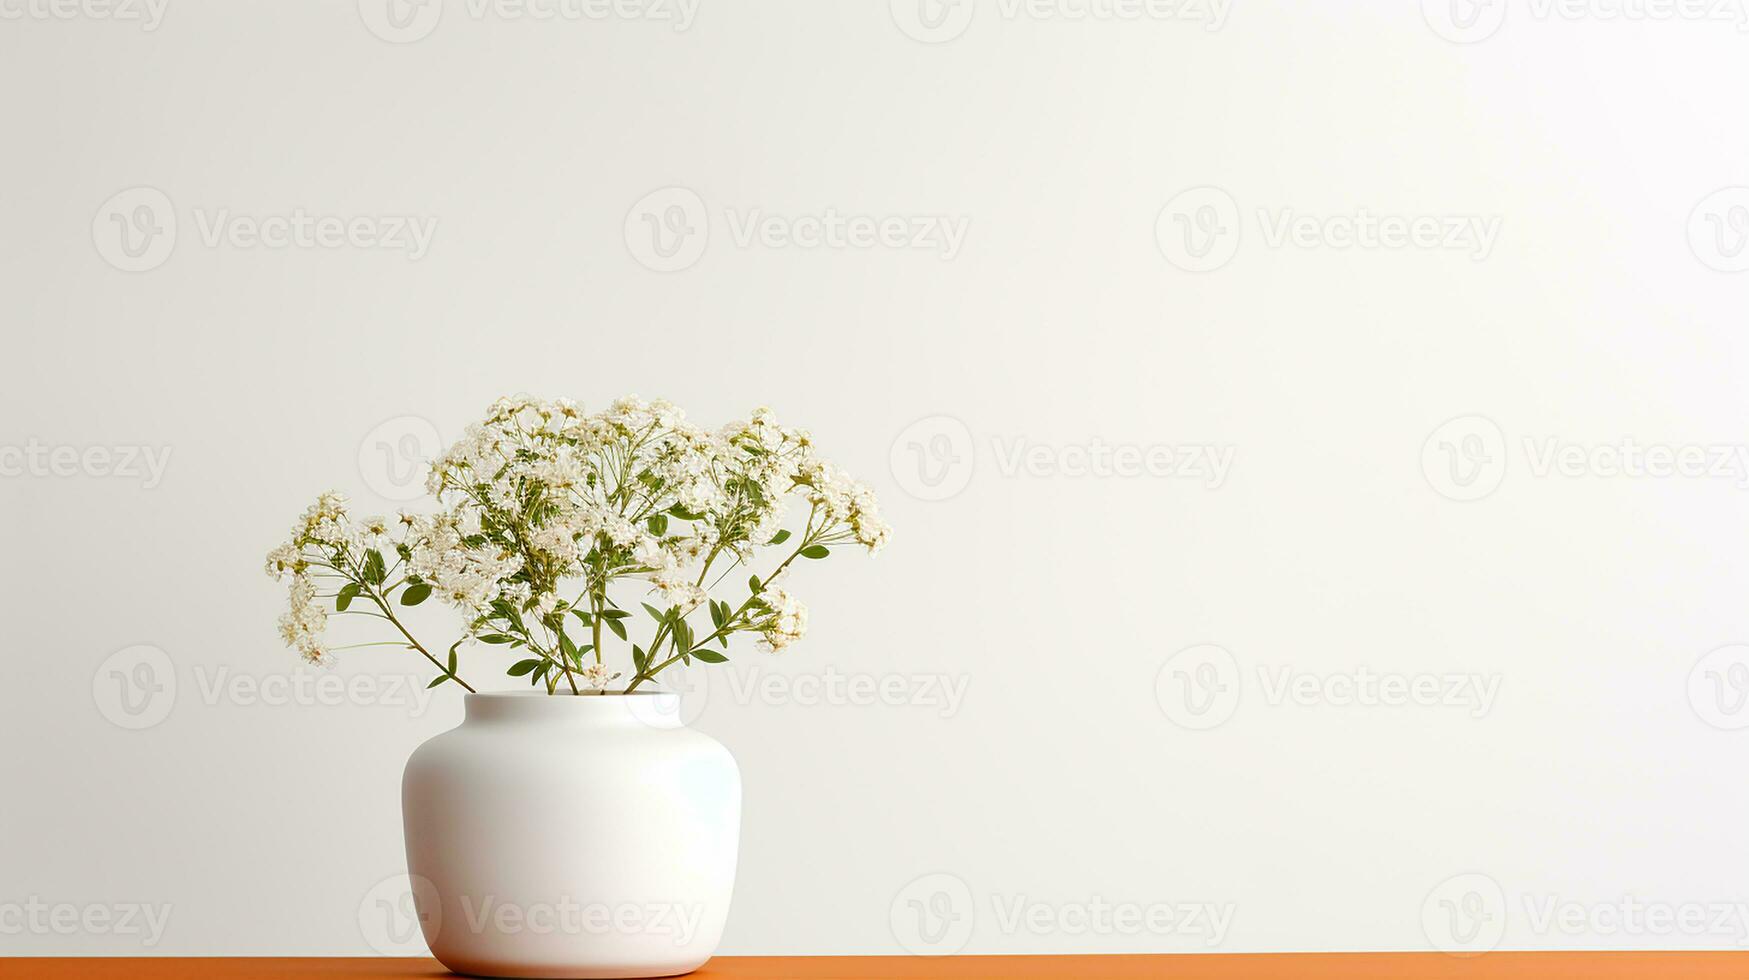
402,691,741,979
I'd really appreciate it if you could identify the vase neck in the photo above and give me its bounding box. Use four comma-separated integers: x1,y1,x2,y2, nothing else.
463,692,684,729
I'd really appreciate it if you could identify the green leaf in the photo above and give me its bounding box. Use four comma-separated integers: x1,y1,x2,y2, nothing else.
647,514,669,535
606,617,627,641
531,661,551,682
479,634,515,645
709,601,725,629
669,504,705,521
642,602,668,623
447,646,458,673
571,609,594,627
800,545,830,559
769,529,792,545
336,582,361,612
507,659,542,676
400,583,432,606
599,609,630,620
426,675,449,688
560,632,580,667
690,649,728,664
674,618,693,653
633,644,648,674
748,575,761,593
363,549,387,584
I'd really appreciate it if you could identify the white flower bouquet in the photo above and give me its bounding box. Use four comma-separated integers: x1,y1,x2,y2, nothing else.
265,396,890,694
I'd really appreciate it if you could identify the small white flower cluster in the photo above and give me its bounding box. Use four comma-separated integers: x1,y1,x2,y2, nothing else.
265,395,890,690
754,587,808,652
404,510,523,616
263,491,358,665
424,395,887,620
578,662,614,690
278,574,329,665
799,459,892,553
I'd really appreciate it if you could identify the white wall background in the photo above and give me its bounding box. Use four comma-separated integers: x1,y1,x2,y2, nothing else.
4,0,1749,959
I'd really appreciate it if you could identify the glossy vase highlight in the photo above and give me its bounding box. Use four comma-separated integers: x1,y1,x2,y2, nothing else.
402,692,741,979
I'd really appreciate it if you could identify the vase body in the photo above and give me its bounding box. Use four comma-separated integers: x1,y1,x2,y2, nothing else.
402,692,741,979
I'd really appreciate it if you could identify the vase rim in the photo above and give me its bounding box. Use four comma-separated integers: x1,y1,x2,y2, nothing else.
465,690,673,698
461,689,687,728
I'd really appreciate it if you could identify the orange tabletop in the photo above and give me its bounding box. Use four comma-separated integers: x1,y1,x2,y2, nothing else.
2,954,1747,978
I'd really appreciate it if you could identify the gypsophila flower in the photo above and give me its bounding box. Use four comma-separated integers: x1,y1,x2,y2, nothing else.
276,574,331,665
579,663,614,690
266,396,888,693
755,587,808,652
